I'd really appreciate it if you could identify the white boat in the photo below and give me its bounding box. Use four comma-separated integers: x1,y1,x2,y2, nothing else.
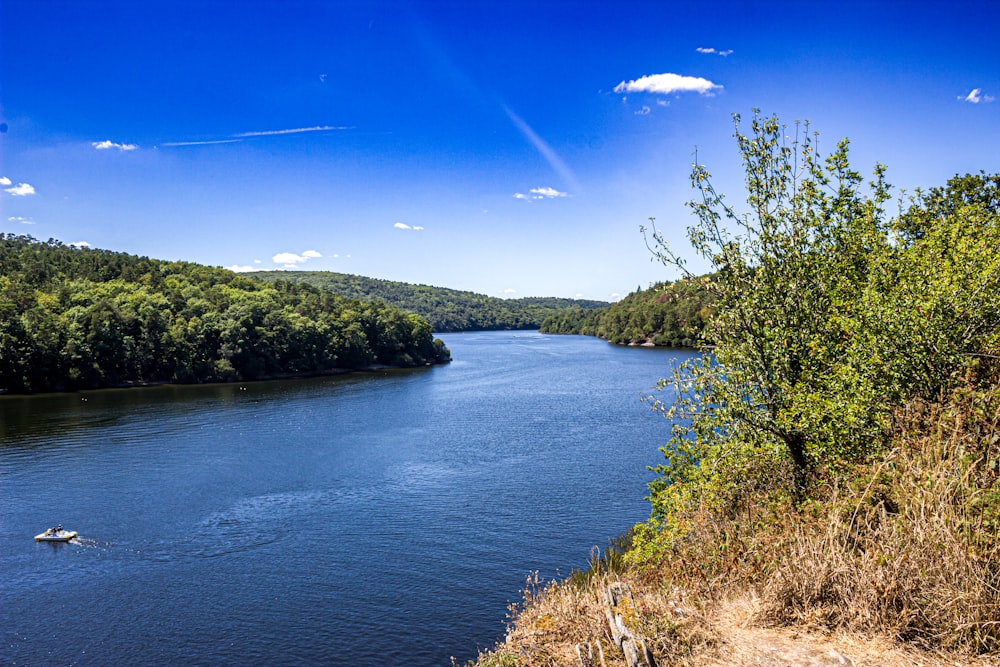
34,526,77,542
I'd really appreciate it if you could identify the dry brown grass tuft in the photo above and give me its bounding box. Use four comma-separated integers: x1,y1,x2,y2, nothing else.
465,571,718,667
758,385,1000,653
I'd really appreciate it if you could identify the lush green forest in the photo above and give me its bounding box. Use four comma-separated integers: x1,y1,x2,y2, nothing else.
0,235,450,394
251,270,608,332
539,278,714,347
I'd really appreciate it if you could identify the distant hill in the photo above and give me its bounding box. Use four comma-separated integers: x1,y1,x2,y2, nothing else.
0,236,449,394
250,271,608,332
539,278,715,347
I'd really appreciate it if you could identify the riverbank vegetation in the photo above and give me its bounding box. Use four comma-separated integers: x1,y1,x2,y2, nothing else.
470,112,1000,665
539,278,714,348
0,236,449,393
252,270,608,332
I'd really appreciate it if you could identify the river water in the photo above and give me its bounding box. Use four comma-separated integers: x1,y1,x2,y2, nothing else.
1,331,692,666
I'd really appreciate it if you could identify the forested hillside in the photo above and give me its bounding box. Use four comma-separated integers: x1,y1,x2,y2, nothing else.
251,270,607,332
539,278,714,347
0,236,449,394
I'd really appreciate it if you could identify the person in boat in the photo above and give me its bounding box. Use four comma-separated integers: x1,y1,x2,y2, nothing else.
57,524,63,532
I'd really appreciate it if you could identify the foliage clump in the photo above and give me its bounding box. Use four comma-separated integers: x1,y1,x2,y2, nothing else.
630,111,1000,654
540,278,715,348
0,236,450,393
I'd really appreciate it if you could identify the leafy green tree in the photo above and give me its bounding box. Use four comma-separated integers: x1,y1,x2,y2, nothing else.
646,110,895,499
646,111,1000,508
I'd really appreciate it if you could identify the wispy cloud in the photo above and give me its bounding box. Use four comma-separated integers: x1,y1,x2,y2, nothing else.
272,249,322,268
635,105,651,115
503,288,517,295
4,181,35,196
960,88,995,104
696,47,733,56
394,222,425,231
614,72,723,96
503,105,580,193
514,186,569,200
161,139,243,147
8,216,35,225
233,126,351,138
161,126,352,148
92,139,139,151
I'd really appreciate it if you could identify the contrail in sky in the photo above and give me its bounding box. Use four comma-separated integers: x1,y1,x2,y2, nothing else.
503,106,580,194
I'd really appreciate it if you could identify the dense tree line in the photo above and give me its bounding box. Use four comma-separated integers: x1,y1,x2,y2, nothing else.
0,236,449,394
539,278,714,347
251,271,608,332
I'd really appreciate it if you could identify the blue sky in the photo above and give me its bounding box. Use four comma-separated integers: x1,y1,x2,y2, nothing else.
2,1,998,300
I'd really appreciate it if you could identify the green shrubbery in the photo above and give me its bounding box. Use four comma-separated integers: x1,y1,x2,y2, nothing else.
630,111,1000,652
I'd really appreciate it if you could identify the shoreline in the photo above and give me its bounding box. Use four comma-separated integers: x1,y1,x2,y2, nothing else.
0,357,451,398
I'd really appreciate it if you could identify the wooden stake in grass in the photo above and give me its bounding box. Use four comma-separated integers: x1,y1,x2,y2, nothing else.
604,583,657,667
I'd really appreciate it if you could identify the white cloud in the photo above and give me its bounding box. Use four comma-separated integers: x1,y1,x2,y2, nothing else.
514,187,569,200
394,222,424,231
0,177,10,185
530,186,568,198
503,288,517,294
960,88,995,104
4,182,35,196
92,140,138,151
272,250,322,268
635,105,651,115
609,292,622,301
8,216,35,225
696,47,732,56
227,265,259,273
69,241,91,248
614,72,723,96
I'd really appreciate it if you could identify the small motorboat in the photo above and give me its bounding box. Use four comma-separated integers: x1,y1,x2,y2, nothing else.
35,525,77,542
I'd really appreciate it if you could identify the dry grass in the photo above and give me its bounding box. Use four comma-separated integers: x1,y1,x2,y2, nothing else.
468,574,998,666
758,386,1000,653
463,571,718,667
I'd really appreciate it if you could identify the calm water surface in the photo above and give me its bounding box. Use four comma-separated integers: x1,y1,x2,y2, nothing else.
1,331,692,666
